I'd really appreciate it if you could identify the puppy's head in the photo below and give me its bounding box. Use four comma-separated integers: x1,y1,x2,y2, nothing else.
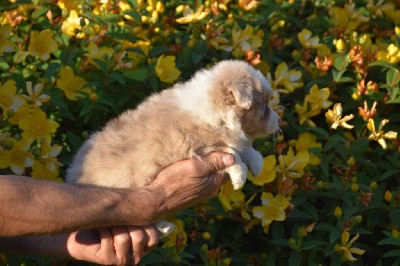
210,60,280,140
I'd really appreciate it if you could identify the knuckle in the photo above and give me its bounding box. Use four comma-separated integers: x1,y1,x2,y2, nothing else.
114,233,130,244
186,160,201,174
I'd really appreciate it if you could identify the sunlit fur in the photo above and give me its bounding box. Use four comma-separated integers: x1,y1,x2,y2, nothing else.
66,60,280,191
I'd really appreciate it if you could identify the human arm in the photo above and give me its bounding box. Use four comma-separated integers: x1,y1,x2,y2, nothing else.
0,225,159,265
0,152,233,237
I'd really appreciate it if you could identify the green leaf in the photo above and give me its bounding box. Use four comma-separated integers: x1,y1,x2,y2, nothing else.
149,46,171,57
92,58,109,73
386,96,400,104
390,209,400,228
326,134,346,150
288,250,303,266
343,206,359,221
67,131,84,151
109,71,126,85
121,68,148,82
387,68,400,88
378,168,400,181
378,238,400,246
334,55,349,71
300,240,326,250
368,60,399,71
383,249,400,258
320,154,334,177
123,10,142,22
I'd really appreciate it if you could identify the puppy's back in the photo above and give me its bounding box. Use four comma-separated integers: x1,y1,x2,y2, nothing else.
66,87,235,188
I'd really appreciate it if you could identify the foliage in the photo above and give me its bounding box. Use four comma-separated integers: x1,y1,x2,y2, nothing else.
1,0,400,265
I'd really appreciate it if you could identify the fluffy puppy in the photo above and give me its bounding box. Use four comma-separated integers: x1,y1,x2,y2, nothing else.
66,60,280,233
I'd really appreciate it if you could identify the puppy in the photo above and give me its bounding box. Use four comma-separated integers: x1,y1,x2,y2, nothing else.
66,60,280,235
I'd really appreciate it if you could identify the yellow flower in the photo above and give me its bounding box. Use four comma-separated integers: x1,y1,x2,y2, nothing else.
295,133,322,165
8,105,34,125
57,0,81,11
253,192,290,232
273,62,303,94
325,103,355,130
295,100,321,127
329,3,369,34
306,85,332,111
31,140,62,181
61,10,87,37
335,39,346,53
283,147,309,175
334,232,365,262
295,85,332,127
295,133,322,152
209,36,232,52
86,42,114,68
218,181,245,211
155,55,181,83
162,218,187,251
28,30,58,61
248,155,276,186
238,0,259,10
219,181,256,220
0,79,25,114
21,81,50,107
0,24,16,56
56,67,89,100
377,44,400,64
0,140,34,175
367,118,398,150
18,108,59,144
175,5,209,24
231,25,263,58
298,29,321,49
121,39,152,68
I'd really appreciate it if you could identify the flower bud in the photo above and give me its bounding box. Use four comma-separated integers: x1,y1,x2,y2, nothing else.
369,181,378,190
223,258,232,265
384,191,393,202
202,232,211,240
334,207,342,218
336,39,345,53
288,238,297,248
354,215,363,223
351,183,359,192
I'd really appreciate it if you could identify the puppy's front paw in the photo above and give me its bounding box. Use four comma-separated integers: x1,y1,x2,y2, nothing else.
155,220,177,238
224,163,248,190
247,152,264,177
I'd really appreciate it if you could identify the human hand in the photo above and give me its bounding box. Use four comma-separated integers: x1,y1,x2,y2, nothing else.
66,224,159,265
149,152,234,218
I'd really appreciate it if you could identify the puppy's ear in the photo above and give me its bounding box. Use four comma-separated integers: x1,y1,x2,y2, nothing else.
229,87,253,109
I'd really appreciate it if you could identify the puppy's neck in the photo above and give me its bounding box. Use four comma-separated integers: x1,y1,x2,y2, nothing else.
174,72,249,145
174,71,224,127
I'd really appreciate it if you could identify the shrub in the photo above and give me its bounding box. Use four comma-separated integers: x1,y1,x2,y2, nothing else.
0,0,399,265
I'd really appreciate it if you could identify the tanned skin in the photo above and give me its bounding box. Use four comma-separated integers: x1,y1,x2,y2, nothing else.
0,152,233,265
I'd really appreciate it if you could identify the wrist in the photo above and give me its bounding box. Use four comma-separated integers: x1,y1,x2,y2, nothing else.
124,186,166,224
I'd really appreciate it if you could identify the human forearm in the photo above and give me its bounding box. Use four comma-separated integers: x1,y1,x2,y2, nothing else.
0,234,69,258
0,175,160,236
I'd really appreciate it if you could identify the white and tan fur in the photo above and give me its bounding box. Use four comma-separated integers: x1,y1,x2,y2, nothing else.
66,60,280,234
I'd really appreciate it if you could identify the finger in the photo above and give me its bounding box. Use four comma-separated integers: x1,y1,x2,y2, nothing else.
97,227,115,265
143,224,160,252
110,226,131,265
126,226,147,265
156,152,234,182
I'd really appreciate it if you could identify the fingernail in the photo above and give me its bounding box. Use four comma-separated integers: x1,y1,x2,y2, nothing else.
223,154,234,166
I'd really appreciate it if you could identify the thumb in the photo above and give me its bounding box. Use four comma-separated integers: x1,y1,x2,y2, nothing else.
202,152,235,173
